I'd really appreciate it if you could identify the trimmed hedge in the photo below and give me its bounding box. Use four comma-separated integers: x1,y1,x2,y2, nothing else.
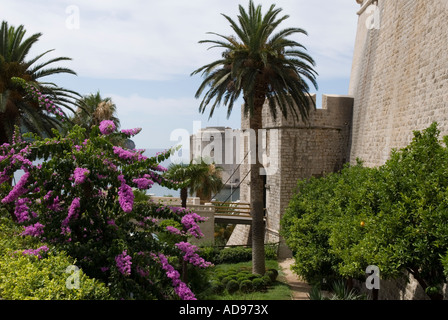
0,250,110,300
208,267,279,295
199,244,278,265
0,213,110,300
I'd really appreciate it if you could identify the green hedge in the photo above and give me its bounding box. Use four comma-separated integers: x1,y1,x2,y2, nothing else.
0,213,110,300
0,250,110,300
199,244,278,265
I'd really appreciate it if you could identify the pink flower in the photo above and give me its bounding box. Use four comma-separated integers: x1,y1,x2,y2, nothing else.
14,198,32,223
118,175,134,213
73,167,90,185
181,212,207,238
22,246,49,259
166,226,182,235
21,222,45,237
99,120,116,135
113,146,147,162
155,253,196,300
62,198,80,229
132,177,153,190
175,242,213,268
2,172,30,204
115,250,132,276
121,128,142,137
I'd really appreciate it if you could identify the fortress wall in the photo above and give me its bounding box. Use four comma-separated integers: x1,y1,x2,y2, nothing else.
236,95,353,253
349,0,448,167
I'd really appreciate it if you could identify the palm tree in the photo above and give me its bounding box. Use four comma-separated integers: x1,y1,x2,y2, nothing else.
0,21,79,144
71,91,121,134
191,1,318,275
165,160,224,207
190,158,223,202
165,163,198,208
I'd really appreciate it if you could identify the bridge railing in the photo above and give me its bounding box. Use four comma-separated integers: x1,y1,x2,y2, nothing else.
211,201,251,216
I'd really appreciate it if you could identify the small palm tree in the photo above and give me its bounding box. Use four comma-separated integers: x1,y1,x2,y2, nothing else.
72,91,121,134
165,160,224,207
0,21,79,144
192,1,318,275
190,158,224,202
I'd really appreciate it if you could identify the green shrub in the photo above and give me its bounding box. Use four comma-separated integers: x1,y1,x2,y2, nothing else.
281,123,448,300
261,275,271,287
221,275,236,286
215,247,252,264
209,280,224,294
265,269,278,282
226,280,239,294
0,249,110,300
239,280,253,293
252,278,265,291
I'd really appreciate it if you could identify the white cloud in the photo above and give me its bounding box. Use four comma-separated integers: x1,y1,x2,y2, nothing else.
1,0,360,81
109,93,199,117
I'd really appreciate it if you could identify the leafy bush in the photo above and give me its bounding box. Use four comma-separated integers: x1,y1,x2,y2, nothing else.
0,213,110,300
226,280,239,294
265,268,278,282
281,123,448,300
199,244,278,265
0,249,110,300
215,247,252,264
0,122,212,300
239,279,253,293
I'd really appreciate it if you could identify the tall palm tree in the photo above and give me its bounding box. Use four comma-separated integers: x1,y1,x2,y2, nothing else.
71,91,121,134
191,1,318,274
0,21,79,144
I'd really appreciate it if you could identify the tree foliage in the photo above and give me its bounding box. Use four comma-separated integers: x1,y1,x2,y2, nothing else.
281,123,448,300
0,21,79,144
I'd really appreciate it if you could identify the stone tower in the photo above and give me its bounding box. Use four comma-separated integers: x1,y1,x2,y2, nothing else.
231,94,354,257
349,0,448,167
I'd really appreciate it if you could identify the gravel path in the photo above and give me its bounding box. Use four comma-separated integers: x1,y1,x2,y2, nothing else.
278,258,312,300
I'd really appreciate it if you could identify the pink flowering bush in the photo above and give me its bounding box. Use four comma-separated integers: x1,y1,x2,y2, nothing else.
0,123,212,300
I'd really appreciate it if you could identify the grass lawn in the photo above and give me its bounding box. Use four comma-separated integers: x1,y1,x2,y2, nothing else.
201,260,292,300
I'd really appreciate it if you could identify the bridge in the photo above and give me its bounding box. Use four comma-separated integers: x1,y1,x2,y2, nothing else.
211,201,254,225
148,196,265,243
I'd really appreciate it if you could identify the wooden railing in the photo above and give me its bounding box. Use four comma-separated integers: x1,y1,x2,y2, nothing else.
211,201,251,216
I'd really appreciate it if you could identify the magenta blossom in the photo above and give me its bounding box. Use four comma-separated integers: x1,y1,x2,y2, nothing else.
132,177,153,190
175,242,213,268
121,128,142,137
2,172,30,204
62,198,81,231
99,120,116,135
73,168,90,185
21,222,45,237
22,246,49,259
155,253,196,300
118,175,134,213
115,250,132,276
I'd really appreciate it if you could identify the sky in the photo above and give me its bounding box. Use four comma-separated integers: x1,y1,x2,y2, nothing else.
1,0,361,152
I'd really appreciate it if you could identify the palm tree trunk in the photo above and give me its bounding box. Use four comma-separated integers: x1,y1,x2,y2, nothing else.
249,90,266,275
180,187,188,208
180,186,188,282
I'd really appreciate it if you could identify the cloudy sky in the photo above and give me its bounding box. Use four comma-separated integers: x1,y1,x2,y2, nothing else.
1,0,360,151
